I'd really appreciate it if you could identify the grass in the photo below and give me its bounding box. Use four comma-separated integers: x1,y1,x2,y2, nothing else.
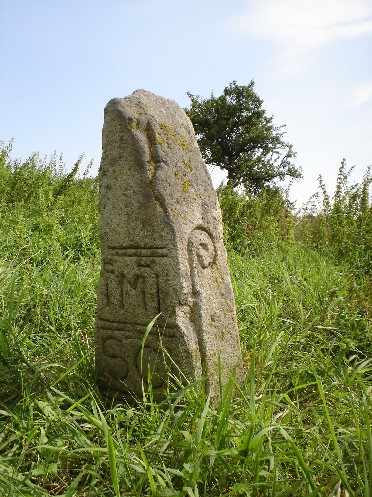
0,143,371,496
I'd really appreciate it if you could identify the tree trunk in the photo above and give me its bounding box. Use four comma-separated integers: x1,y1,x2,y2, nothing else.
227,168,234,187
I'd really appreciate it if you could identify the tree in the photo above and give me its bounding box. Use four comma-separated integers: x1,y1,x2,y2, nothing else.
186,80,302,193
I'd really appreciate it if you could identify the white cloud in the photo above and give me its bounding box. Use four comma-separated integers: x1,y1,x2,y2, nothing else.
231,0,372,72
351,82,372,107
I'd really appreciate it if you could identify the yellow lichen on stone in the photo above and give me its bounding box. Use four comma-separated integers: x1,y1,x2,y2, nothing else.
158,122,193,152
171,209,184,217
127,117,141,130
155,132,165,146
149,158,156,178
176,133,193,152
159,122,174,135
182,180,190,194
182,160,193,172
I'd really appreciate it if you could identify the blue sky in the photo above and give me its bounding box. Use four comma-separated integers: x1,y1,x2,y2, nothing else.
1,0,371,206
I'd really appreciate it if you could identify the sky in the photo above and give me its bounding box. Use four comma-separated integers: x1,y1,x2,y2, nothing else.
1,0,371,207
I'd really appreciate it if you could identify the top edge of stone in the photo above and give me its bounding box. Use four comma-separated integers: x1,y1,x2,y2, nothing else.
104,89,193,133
105,89,179,110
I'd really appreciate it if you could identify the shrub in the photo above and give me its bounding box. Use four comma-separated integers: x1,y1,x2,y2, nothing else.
217,184,295,254
0,141,99,265
296,160,372,276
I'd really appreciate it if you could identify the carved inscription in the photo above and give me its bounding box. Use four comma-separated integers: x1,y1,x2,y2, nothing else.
98,247,167,325
97,246,173,396
102,263,159,320
103,337,129,380
96,327,169,395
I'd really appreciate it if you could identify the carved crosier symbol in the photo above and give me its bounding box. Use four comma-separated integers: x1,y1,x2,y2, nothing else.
188,227,216,293
188,227,216,383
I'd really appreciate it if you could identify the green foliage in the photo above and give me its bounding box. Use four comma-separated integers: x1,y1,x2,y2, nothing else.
186,81,302,193
0,142,98,407
217,185,295,254
0,141,99,265
0,143,370,496
297,160,372,276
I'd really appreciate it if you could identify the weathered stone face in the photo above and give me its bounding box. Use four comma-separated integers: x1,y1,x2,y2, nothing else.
95,90,243,401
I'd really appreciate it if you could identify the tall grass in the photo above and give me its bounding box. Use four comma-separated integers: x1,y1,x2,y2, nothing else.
0,143,370,496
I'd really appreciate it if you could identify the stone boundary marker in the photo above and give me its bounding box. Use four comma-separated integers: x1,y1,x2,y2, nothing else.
95,90,243,402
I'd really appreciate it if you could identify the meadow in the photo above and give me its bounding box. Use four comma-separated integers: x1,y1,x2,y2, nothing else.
0,141,371,496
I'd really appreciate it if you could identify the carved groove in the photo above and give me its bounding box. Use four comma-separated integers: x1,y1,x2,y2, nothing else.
107,247,168,257
96,320,177,338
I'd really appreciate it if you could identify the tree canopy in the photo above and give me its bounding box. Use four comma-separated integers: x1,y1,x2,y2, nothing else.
186,81,302,193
